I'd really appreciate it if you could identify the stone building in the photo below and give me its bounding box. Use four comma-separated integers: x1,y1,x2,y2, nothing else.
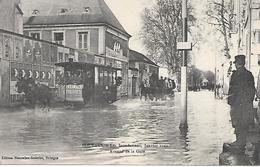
21,0,132,100
129,50,159,97
228,0,260,87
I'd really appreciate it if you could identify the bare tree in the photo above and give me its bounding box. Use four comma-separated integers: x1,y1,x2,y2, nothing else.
205,0,232,58
140,0,196,73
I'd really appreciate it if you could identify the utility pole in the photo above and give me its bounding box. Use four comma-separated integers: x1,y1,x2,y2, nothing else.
248,0,252,71
179,0,188,130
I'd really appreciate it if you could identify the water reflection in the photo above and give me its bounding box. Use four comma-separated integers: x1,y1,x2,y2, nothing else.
0,91,234,165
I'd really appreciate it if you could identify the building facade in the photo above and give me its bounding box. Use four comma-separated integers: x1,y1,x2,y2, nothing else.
129,50,159,97
230,0,260,81
22,0,131,99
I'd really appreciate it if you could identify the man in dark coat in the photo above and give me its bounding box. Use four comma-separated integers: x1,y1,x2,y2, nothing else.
227,55,255,150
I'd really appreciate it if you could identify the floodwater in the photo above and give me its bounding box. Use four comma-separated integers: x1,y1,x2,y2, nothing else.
0,91,234,165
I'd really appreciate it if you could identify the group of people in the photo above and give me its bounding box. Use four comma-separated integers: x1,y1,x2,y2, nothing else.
227,54,259,152
139,72,176,101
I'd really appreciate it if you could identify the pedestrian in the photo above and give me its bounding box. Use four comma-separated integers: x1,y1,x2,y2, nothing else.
227,55,256,151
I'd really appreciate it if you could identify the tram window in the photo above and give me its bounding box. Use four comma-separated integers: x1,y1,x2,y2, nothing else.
99,68,104,86
55,70,64,84
65,70,83,85
65,71,71,77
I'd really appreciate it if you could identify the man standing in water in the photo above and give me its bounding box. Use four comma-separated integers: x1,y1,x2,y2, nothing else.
227,55,255,151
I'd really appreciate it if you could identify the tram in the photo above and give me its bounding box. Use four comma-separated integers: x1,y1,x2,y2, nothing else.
55,58,122,104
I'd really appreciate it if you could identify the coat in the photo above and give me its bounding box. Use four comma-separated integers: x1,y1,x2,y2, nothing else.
228,67,255,106
228,67,255,131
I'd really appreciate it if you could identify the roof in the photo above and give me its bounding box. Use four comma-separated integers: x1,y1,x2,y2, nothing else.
22,0,131,37
129,50,158,67
55,62,90,69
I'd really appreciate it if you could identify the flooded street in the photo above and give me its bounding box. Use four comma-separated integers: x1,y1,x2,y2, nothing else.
0,91,234,165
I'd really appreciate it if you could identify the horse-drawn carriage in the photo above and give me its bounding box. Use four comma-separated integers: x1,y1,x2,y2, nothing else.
15,58,122,107
139,74,176,101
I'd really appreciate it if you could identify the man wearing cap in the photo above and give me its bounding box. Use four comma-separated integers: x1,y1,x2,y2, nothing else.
227,55,255,151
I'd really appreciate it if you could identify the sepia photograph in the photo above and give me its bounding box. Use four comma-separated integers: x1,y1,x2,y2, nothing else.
0,0,260,165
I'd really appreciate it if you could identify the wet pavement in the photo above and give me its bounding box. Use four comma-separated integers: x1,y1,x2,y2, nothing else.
0,91,234,165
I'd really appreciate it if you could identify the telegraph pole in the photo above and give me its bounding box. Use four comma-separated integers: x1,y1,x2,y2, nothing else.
179,0,188,130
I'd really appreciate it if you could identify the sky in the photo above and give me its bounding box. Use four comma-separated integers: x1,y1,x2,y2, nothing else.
104,0,218,72
104,0,154,53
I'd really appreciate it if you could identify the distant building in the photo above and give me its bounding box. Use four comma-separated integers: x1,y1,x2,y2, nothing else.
0,0,23,34
21,0,131,98
129,50,159,97
230,0,260,85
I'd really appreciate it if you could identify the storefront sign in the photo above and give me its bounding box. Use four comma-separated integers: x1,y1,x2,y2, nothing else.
66,84,83,90
106,47,127,62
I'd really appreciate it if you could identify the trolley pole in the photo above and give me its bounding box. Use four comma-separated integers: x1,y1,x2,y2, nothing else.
179,0,188,130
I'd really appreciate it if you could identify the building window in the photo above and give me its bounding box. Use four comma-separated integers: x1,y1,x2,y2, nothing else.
58,52,63,62
257,31,260,44
252,9,260,20
78,32,89,50
65,53,69,62
5,44,10,58
29,32,41,40
53,32,64,45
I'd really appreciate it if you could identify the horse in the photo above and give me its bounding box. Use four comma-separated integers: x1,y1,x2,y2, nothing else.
149,79,160,101
16,77,52,109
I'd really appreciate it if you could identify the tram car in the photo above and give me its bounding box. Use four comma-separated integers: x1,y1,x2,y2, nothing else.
55,58,122,104
0,29,125,106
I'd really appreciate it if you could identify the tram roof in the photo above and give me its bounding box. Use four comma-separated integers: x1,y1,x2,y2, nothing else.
55,61,122,70
55,62,90,70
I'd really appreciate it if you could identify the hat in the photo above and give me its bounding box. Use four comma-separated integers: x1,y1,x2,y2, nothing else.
233,55,245,64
